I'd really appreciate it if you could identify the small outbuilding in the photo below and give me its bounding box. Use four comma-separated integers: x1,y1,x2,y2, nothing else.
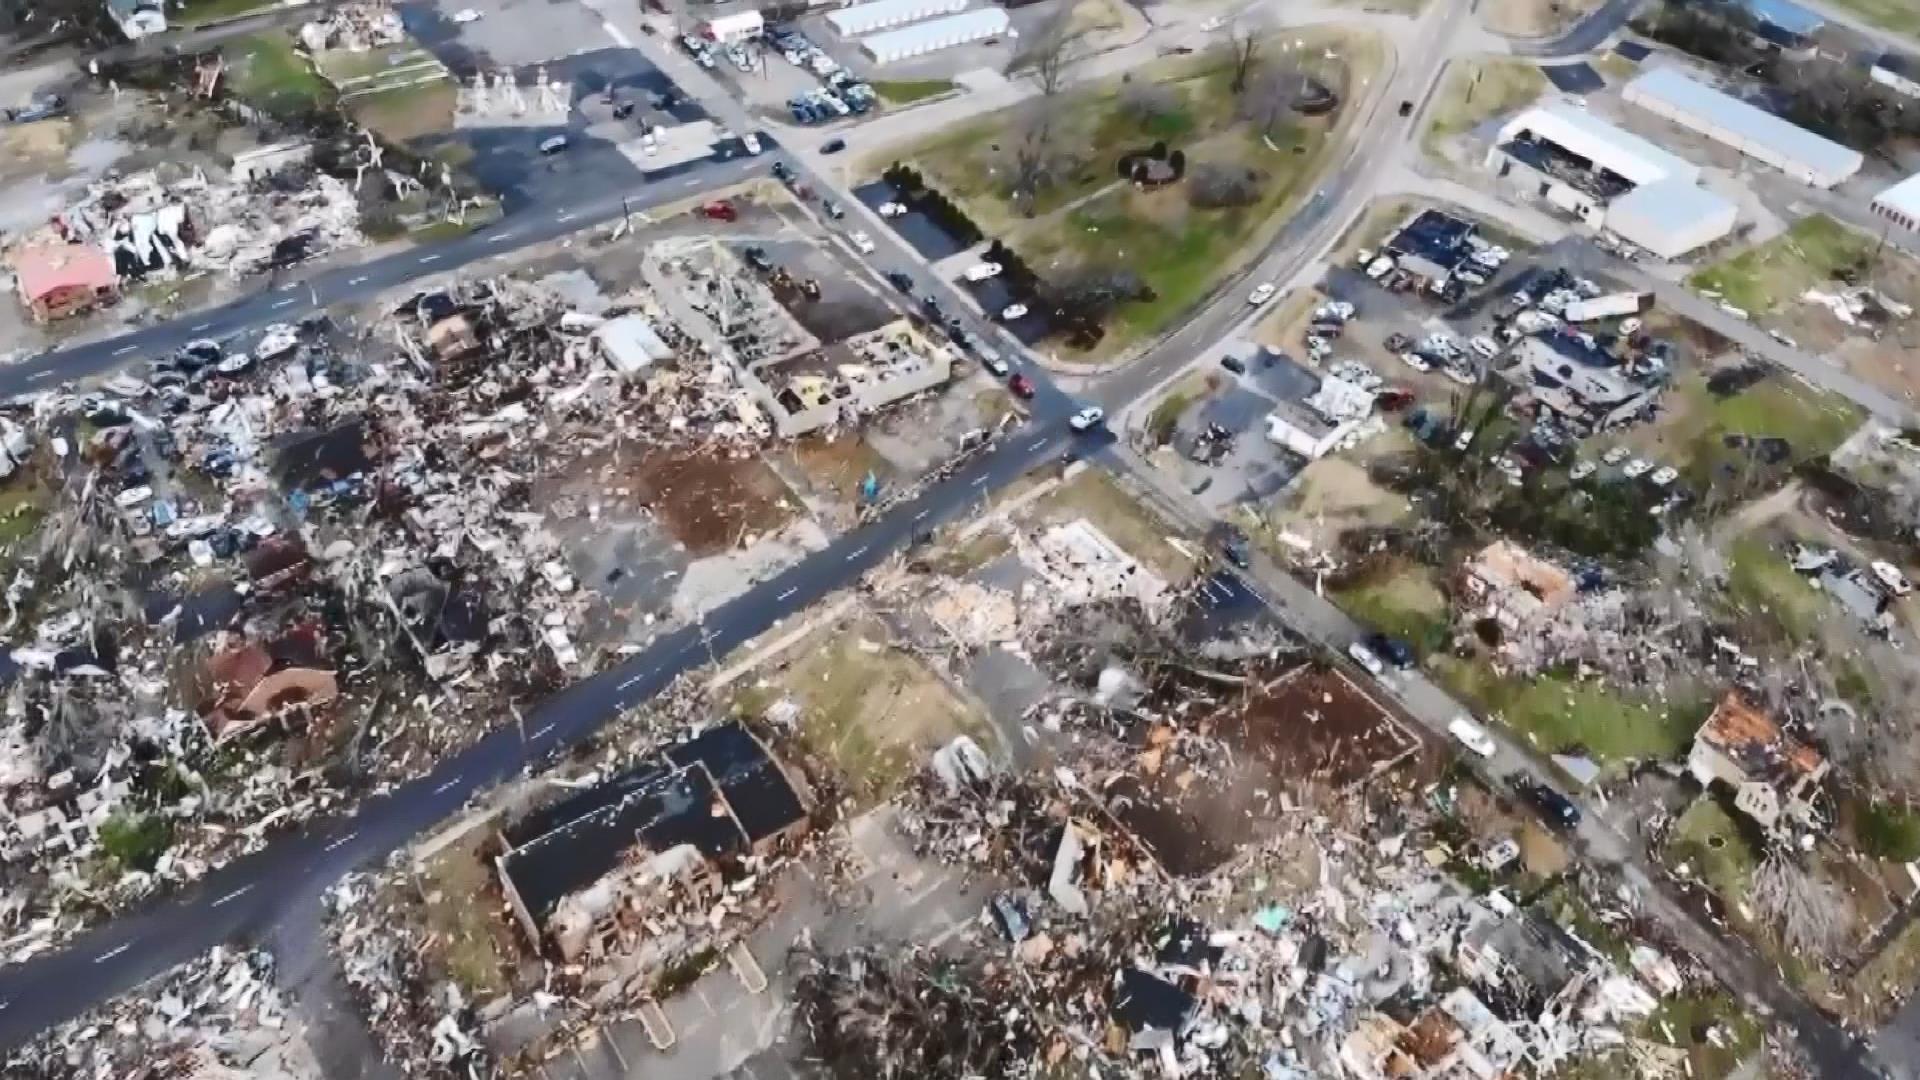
9,244,118,324
859,8,1010,64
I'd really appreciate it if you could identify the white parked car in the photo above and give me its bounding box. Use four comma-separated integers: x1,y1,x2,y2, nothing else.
1649,466,1679,487
849,230,875,254
451,7,483,22
742,132,761,155
1873,560,1914,596
1453,429,1474,451
1769,328,1798,348
114,485,153,508
1069,406,1106,431
1601,445,1631,466
1623,458,1654,478
1001,303,1028,321
1365,256,1395,280
1248,283,1277,306
1568,461,1596,481
1719,301,1750,321
1347,642,1387,678
1399,351,1431,373
1448,716,1497,758
963,261,1003,281
1468,335,1500,360
878,202,908,218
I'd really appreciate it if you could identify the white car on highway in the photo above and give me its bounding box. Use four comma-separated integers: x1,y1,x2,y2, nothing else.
1069,406,1106,431
1248,283,1277,306
848,230,875,255
1449,716,1497,758
1347,641,1387,678
452,7,483,22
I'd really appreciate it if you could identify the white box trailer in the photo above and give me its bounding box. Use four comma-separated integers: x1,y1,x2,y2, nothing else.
860,8,1009,63
827,0,964,37
704,11,764,42
1562,292,1649,322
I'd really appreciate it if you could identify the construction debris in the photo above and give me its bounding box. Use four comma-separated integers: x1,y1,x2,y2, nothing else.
3,945,317,1079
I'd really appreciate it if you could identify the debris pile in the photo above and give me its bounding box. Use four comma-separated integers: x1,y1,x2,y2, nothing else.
326,873,487,1079
3,945,317,1079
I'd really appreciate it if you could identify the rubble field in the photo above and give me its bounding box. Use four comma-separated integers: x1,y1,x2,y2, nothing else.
621,447,798,558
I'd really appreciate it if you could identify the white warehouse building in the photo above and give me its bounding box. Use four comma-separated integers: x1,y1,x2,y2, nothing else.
1486,104,1735,258
1603,178,1739,260
827,0,965,37
859,8,1010,63
1623,67,1862,189
1872,173,1920,232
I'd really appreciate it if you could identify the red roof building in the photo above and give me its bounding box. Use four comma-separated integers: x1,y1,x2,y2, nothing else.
9,244,117,323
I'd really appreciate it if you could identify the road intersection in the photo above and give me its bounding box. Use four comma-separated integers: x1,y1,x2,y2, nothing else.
0,0,1896,1076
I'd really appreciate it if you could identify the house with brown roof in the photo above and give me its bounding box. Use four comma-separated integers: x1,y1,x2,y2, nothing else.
1459,541,1576,634
1686,692,1828,835
8,244,118,323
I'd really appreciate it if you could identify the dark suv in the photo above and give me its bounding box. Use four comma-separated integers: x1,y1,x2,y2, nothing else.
1514,778,1581,830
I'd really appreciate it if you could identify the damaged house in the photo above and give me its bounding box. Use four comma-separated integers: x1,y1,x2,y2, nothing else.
1686,691,1828,836
496,721,808,963
199,627,340,743
1459,540,1575,637
8,242,119,324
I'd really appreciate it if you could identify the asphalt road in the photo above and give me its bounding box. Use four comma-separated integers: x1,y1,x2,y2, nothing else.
1,149,766,399
1510,0,1647,57
0,400,1104,1048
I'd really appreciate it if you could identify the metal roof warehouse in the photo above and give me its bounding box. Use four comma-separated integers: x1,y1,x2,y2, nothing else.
1623,67,1862,189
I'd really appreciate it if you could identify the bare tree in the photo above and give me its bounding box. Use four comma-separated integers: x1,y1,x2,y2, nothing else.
1237,61,1303,136
1187,160,1263,208
1017,9,1087,98
1750,849,1855,959
1220,13,1268,95
1119,82,1180,124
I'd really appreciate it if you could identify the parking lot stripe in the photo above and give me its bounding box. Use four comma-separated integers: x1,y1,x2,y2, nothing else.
602,21,632,47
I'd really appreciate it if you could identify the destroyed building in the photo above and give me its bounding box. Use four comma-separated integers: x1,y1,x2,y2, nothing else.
8,243,119,323
496,720,808,963
743,318,955,437
1686,691,1828,836
1459,540,1575,636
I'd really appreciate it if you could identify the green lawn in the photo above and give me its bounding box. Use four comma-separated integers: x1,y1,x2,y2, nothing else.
1332,562,1451,656
1424,59,1546,153
1688,215,1877,315
1822,0,1920,36
1433,656,1704,762
889,31,1376,356
1671,371,1863,494
228,33,333,116
871,79,955,106
1668,799,1759,916
1724,534,1827,642
1645,991,1763,1080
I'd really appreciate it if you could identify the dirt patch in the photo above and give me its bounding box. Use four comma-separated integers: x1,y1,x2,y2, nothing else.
413,832,527,999
626,447,798,557
1250,446,1412,553
1024,468,1195,581
1481,0,1602,37
740,615,988,807
0,120,75,183
1114,664,1418,875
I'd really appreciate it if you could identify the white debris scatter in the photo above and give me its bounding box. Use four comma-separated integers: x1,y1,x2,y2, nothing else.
3,945,318,1079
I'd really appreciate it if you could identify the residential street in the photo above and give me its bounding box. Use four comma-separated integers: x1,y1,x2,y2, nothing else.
0,0,1900,1074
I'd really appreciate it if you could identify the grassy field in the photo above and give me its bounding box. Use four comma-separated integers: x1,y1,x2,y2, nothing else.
1332,561,1451,655
228,33,333,116
347,80,459,145
414,837,518,1000
743,617,987,808
1670,371,1864,493
1145,372,1213,445
1689,215,1877,315
1645,991,1764,1079
890,30,1378,357
1424,59,1546,153
1850,917,1920,1025
1434,656,1706,761
1823,0,1920,36
1724,534,1827,642
872,79,955,106
1027,469,1196,580
1668,799,1759,917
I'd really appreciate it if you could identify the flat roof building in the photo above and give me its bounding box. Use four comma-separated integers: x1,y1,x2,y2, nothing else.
859,8,1009,64
1604,177,1738,259
1623,67,1862,188
1492,104,1700,189
826,0,965,37
1873,173,1920,233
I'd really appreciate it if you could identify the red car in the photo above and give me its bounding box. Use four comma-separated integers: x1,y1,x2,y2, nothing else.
696,200,737,222
1009,373,1036,399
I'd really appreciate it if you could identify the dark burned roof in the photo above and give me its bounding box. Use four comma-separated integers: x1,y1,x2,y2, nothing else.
666,722,806,845
271,419,372,490
1114,968,1196,1035
501,721,806,927
502,765,745,925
